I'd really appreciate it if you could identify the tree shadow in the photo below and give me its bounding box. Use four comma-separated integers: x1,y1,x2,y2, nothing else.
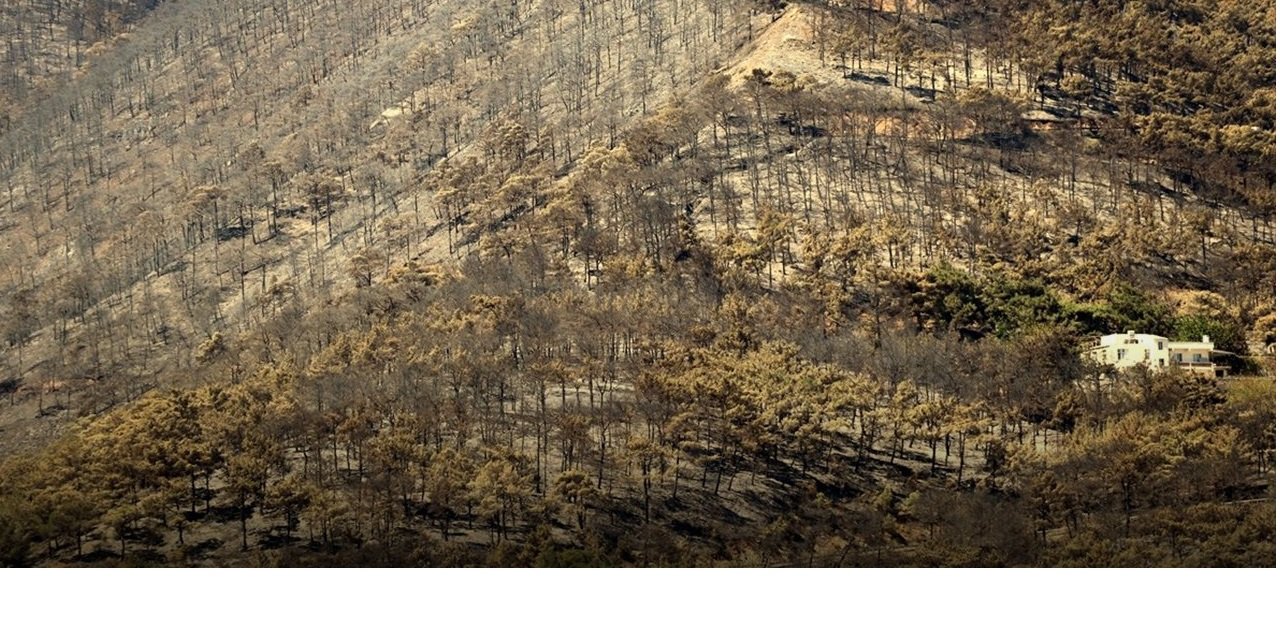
208,504,249,524
843,70,891,86
259,529,301,550
185,537,225,560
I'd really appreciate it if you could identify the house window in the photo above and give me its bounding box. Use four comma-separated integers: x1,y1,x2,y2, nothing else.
1158,359,1165,367
1175,353,1183,363
1117,349,1126,360
1158,341,1164,350
1194,354,1203,363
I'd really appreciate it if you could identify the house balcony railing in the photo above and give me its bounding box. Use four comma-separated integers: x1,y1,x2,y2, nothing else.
1173,361,1229,376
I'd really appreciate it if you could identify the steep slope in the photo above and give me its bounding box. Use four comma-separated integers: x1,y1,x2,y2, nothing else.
1,0,163,111
0,0,762,452
511,0,1272,305
0,0,1272,568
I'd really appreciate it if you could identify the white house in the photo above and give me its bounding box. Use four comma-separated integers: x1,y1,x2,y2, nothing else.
1084,330,1227,377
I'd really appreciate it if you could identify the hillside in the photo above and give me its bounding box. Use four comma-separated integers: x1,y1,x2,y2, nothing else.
1,1,162,110
0,0,761,451
0,0,1273,567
